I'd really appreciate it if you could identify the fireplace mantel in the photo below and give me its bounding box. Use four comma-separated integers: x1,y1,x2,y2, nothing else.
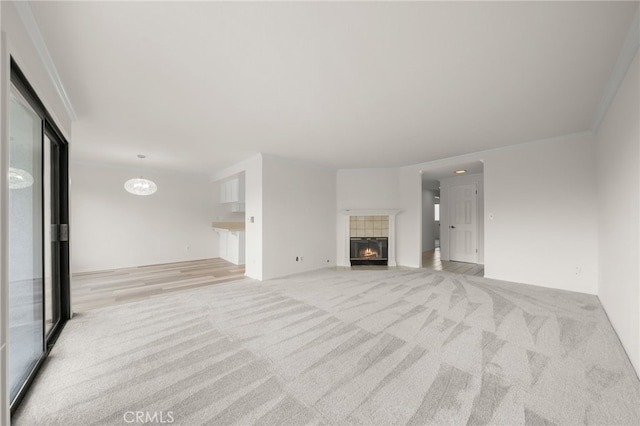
340,209,401,217
340,209,401,267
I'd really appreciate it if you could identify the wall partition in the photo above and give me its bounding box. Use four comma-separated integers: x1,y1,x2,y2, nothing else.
8,59,70,413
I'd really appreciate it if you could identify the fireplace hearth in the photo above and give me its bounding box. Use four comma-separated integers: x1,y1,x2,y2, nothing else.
350,237,388,266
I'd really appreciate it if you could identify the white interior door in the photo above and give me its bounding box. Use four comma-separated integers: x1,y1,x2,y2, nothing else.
449,183,477,263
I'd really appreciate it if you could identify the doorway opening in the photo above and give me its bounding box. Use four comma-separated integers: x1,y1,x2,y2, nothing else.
213,172,246,269
420,161,484,276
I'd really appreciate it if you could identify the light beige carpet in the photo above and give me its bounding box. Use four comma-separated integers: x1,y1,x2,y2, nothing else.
13,268,640,425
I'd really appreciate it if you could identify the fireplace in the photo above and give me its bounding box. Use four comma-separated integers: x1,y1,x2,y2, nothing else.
340,209,400,267
350,237,388,265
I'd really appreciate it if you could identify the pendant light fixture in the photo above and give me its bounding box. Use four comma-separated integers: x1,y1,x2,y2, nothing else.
124,154,157,196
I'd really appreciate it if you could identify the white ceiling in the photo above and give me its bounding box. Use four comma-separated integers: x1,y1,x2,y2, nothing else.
421,160,484,184
29,1,637,174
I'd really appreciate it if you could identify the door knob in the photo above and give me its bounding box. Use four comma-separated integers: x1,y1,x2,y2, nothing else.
450,225,455,229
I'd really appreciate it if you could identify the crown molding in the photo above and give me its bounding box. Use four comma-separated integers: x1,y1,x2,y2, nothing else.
592,7,639,132
14,1,77,121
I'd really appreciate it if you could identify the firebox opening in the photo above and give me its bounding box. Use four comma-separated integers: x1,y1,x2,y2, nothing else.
350,237,388,266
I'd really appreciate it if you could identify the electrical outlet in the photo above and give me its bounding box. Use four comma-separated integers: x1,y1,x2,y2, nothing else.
575,267,581,276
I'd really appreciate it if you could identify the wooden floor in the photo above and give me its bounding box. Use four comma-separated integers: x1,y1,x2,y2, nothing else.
72,258,246,312
422,248,484,276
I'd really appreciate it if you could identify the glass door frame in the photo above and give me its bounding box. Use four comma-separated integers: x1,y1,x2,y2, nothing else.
42,122,69,343
8,58,71,414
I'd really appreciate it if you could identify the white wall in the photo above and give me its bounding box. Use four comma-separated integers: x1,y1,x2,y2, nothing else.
439,173,485,264
396,166,423,268
215,154,336,281
336,167,436,269
596,52,639,375
1,2,72,138
1,2,74,421
426,133,598,293
70,162,218,273
421,189,436,251
338,132,599,294
480,133,597,293
262,155,336,280
336,168,403,266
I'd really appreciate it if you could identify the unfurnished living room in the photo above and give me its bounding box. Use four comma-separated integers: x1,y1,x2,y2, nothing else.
1,1,639,425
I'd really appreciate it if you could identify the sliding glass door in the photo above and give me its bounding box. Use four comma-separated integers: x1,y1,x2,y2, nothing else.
8,83,44,403
44,134,63,338
8,60,70,412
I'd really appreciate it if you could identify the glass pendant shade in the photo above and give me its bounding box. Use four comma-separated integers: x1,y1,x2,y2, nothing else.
124,177,157,196
9,167,34,189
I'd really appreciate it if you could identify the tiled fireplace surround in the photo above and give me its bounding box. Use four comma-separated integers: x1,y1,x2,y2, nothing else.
341,209,400,266
349,216,389,238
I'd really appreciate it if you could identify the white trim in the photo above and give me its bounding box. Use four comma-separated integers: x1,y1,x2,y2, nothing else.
341,209,401,267
592,7,639,132
0,30,10,426
340,209,401,217
14,1,77,121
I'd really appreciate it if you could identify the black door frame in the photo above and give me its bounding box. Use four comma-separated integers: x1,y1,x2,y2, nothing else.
9,58,71,415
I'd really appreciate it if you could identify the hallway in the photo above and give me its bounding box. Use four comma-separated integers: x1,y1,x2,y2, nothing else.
422,248,484,277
